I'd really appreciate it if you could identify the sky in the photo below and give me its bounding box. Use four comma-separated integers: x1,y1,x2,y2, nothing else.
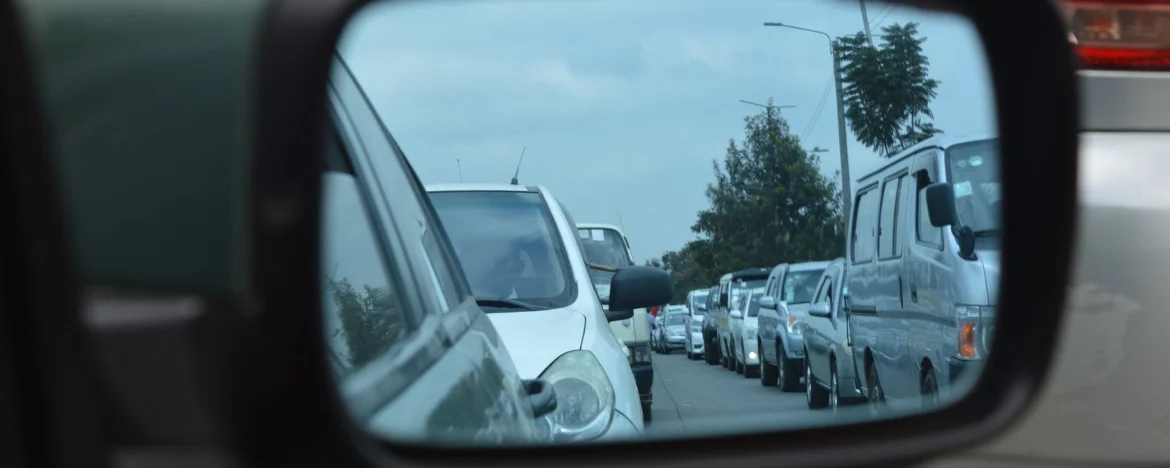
337,0,996,264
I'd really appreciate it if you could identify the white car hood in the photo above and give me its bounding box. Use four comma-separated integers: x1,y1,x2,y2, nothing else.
486,308,587,378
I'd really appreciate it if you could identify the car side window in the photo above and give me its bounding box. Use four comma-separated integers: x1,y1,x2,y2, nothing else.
915,170,944,247
329,59,464,312
321,130,412,377
852,186,880,263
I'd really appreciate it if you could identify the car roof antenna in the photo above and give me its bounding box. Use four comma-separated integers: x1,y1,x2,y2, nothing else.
510,147,525,185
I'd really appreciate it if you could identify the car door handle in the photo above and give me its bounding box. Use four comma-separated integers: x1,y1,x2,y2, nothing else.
910,283,918,303
523,379,558,419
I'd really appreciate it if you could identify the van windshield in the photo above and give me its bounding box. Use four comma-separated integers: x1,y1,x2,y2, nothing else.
692,291,709,314
577,227,633,299
730,280,767,310
945,139,1001,236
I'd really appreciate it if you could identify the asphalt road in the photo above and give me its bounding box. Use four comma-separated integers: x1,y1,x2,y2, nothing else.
644,348,815,435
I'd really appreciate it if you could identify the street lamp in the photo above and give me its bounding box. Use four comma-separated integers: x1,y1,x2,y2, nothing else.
763,22,852,224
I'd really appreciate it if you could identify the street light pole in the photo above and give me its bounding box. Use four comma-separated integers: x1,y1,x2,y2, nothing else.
763,22,852,222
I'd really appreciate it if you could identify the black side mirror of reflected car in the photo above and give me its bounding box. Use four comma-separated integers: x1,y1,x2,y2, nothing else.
606,266,672,322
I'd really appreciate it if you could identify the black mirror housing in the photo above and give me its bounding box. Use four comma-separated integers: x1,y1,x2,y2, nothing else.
925,182,960,227
604,308,633,322
608,265,673,313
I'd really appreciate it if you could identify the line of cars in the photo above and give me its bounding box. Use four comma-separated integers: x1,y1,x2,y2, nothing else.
672,134,1000,411
318,62,674,446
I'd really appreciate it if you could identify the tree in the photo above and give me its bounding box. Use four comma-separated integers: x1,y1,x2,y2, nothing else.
325,277,406,367
836,22,942,157
686,103,844,284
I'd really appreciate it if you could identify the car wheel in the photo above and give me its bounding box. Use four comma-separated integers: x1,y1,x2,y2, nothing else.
705,337,718,365
777,343,801,392
663,345,671,355
829,364,839,411
806,357,829,409
867,363,885,416
759,343,778,386
642,403,652,422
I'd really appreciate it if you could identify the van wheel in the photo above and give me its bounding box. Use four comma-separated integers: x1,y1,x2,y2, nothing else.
760,343,778,386
806,357,829,409
777,343,801,392
867,364,885,416
705,337,718,365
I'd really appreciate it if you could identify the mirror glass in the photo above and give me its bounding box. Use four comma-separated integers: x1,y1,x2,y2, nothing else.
322,0,999,447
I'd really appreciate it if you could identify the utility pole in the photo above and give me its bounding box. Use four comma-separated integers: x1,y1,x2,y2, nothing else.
859,0,873,44
762,22,853,224
831,41,852,221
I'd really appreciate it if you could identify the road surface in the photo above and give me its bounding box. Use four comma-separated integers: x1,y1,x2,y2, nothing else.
644,350,817,435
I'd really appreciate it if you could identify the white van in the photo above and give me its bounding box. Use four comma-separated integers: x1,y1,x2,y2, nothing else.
845,135,999,408
426,183,672,438
575,223,654,418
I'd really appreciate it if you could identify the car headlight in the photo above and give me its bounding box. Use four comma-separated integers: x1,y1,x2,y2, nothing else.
786,316,802,335
537,350,616,442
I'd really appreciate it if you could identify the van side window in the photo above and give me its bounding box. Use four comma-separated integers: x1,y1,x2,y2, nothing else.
878,177,898,258
915,171,943,247
851,187,880,263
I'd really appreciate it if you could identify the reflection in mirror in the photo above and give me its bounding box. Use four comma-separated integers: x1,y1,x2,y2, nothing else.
323,0,999,447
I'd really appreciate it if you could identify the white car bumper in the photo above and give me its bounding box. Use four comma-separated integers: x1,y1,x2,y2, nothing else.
597,410,641,442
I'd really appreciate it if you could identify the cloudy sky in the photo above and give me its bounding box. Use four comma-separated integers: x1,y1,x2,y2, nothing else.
337,0,996,264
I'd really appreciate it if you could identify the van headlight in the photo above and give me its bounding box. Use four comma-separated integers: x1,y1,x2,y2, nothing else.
537,350,616,442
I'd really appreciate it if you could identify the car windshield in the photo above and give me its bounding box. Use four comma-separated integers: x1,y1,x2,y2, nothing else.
429,191,572,310
782,270,824,304
666,314,686,325
730,280,767,310
692,292,709,314
746,288,766,317
577,227,633,298
945,139,1001,235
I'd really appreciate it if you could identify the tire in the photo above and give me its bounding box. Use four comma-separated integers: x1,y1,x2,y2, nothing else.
777,343,802,392
642,403,652,422
705,337,719,365
759,342,778,386
686,351,693,359
663,346,671,355
922,367,940,408
829,364,840,411
867,363,885,415
806,357,829,409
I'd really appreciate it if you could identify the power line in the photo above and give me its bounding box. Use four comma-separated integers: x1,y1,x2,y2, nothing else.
801,79,833,142
873,4,897,30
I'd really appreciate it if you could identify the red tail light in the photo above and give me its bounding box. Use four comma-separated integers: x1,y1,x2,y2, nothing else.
1061,0,1170,70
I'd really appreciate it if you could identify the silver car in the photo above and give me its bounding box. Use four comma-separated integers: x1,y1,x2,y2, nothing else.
757,261,830,392
802,258,866,410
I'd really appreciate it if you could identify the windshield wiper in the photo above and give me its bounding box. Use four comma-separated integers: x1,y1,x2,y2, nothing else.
475,297,541,311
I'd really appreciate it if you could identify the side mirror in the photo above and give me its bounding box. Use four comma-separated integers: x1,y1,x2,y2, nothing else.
807,302,831,318
729,309,743,319
759,296,777,310
925,182,959,227
607,266,673,322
